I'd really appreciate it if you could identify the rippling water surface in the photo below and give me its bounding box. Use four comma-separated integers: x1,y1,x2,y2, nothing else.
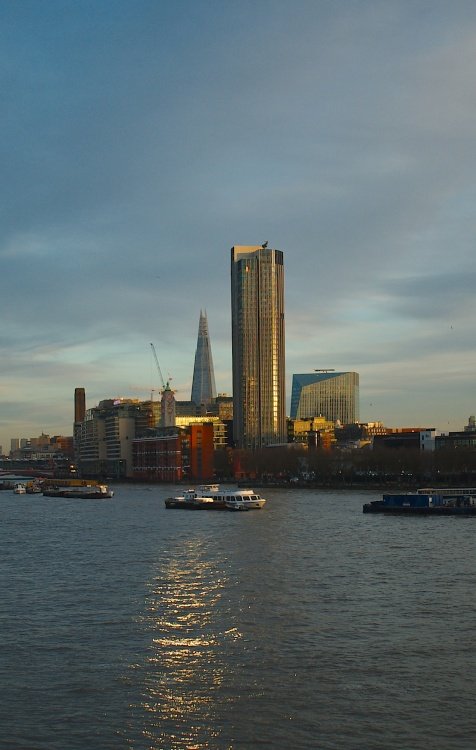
1,485,476,749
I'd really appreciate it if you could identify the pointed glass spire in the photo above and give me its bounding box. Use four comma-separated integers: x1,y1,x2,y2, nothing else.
191,310,217,407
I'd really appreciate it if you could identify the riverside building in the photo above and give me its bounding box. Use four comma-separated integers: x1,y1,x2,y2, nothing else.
231,244,286,449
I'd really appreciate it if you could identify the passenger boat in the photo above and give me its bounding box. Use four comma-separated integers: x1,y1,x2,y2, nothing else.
224,490,266,511
13,483,27,495
42,484,114,499
165,484,266,511
164,490,217,510
363,487,476,515
165,485,224,510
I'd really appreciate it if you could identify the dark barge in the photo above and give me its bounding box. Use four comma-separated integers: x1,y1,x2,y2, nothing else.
363,488,476,515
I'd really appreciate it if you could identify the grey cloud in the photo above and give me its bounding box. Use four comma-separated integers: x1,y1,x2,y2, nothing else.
2,1,476,445
381,272,476,320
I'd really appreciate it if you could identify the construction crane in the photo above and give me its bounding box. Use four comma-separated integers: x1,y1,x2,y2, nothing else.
150,342,166,390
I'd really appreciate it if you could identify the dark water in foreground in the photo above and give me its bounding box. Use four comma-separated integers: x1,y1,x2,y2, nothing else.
1,485,475,750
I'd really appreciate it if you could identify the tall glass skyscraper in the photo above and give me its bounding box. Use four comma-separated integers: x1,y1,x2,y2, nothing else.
191,310,217,407
231,244,286,449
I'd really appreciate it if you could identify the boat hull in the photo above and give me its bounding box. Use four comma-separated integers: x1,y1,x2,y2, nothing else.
225,499,266,511
43,488,113,499
165,498,226,510
363,503,476,516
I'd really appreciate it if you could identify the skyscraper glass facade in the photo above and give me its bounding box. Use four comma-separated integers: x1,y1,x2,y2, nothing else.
290,372,359,424
191,310,217,407
231,245,286,449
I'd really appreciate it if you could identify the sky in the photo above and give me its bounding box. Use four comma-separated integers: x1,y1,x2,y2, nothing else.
1,0,476,450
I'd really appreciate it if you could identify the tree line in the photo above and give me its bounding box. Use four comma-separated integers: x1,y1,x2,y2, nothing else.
214,446,476,486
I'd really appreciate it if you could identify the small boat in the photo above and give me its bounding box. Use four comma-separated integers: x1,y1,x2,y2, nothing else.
42,484,114,499
165,484,266,511
165,487,221,510
13,483,27,495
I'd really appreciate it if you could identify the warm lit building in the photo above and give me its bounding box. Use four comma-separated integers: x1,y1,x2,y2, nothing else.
214,394,233,421
132,422,216,482
287,416,335,446
189,422,214,479
50,435,74,459
132,427,188,482
175,414,229,450
290,371,359,424
74,387,86,423
231,244,286,449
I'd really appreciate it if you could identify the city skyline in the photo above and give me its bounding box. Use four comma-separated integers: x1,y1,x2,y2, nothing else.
1,2,476,449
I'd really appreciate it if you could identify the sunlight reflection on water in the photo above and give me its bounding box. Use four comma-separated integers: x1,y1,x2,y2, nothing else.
131,539,238,749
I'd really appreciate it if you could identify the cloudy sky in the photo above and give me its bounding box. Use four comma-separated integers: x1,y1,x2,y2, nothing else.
1,0,475,450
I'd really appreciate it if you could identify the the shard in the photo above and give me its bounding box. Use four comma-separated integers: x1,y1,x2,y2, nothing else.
191,310,217,407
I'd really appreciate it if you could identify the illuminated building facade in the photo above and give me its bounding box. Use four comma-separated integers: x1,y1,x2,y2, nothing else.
160,383,176,428
132,427,188,482
287,416,336,449
290,372,359,424
231,244,286,449
189,422,214,479
74,387,86,423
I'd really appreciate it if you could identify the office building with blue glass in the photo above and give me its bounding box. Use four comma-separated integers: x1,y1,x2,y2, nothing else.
290,372,359,424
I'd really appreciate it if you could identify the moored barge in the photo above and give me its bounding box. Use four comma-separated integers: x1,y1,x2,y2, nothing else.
42,484,114,499
363,487,476,515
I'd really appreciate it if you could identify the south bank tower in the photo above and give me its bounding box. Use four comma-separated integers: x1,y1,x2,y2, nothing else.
231,244,286,449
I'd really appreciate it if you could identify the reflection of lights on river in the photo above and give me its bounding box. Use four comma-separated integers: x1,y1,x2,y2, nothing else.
130,539,240,749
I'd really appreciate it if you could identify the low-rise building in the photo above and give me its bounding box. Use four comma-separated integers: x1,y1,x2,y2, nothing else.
287,417,335,449
436,416,476,450
373,428,438,451
132,427,188,482
76,398,152,478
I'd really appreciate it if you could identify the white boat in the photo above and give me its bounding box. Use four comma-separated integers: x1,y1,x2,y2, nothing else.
204,486,266,510
223,489,266,511
13,483,27,495
165,484,266,511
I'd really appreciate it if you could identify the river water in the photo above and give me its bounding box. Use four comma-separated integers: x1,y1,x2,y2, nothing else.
1,484,475,749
